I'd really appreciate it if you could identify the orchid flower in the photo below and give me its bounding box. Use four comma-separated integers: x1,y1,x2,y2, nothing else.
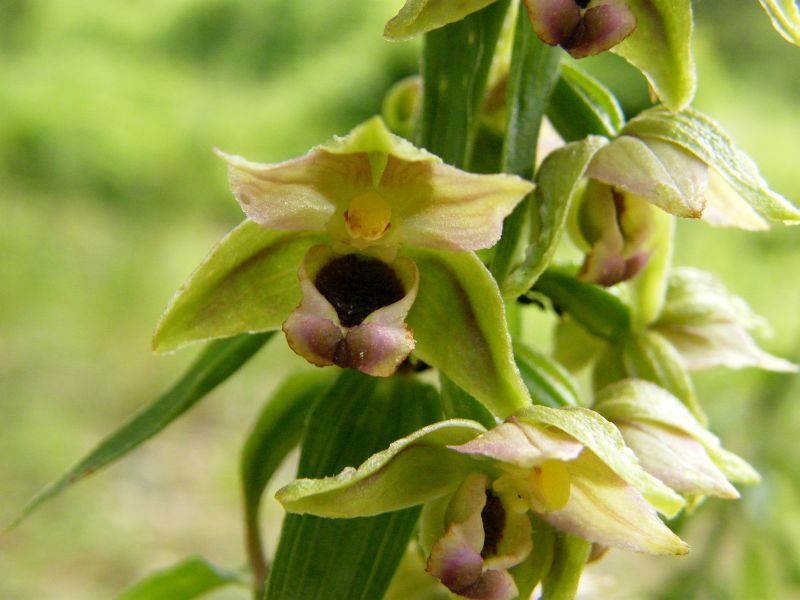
277,405,688,598
595,380,760,501
153,117,533,381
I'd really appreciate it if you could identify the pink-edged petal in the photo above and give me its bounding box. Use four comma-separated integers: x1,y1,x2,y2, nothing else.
524,0,581,46
540,451,688,555
449,420,583,469
380,157,534,251
343,323,415,376
566,1,637,59
216,148,370,231
616,421,738,499
283,313,344,369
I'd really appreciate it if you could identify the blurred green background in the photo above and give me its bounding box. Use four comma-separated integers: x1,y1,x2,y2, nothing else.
0,1,798,598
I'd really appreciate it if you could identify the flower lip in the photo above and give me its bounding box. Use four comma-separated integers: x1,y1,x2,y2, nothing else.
480,490,505,559
314,253,406,327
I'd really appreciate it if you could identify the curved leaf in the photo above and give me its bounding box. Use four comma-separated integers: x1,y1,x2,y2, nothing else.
153,220,325,353
384,0,497,40
611,0,696,111
116,557,245,600
276,419,484,517
503,136,608,298
267,371,448,600
547,62,624,141
517,405,686,517
241,372,335,592
8,333,270,530
758,0,800,45
404,247,531,417
513,339,581,408
622,107,800,225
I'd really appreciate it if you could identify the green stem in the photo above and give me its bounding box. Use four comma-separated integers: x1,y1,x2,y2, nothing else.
541,533,592,600
491,7,561,284
629,210,675,330
418,0,510,167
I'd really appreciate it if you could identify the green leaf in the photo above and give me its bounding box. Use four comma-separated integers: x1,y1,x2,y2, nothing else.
513,339,581,408
384,0,497,40
9,333,271,530
153,220,325,353
547,62,624,141
491,15,560,285
518,405,686,517
503,137,608,298
532,268,631,340
418,0,511,168
622,107,800,225
439,372,498,429
404,247,530,418
266,371,449,600
541,533,592,600
116,557,246,600
241,371,335,594
758,0,800,45
611,0,696,111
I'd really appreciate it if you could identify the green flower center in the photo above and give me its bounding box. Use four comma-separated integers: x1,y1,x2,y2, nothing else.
315,254,405,327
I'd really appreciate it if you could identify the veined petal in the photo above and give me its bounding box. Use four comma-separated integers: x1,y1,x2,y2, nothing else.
449,420,583,469
595,380,761,486
215,148,363,231
515,406,686,517
382,159,534,251
587,135,708,218
540,451,689,555
276,420,486,517
384,0,498,41
616,421,738,498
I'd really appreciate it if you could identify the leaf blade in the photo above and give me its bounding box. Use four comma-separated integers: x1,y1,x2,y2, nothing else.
116,557,245,600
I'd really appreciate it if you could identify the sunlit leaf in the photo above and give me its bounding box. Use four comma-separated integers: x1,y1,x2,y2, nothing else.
116,557,246,600
241,371,335,593
405,247,531,418
9,333,271,530
266,371,447,600
153,220,324,353
611,0,696,111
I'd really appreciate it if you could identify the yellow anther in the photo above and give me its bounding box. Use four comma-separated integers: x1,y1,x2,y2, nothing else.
344,190,392,242
529,460,571,512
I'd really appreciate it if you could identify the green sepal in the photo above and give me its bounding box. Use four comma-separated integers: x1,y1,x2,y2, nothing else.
513,339,581,408
241,371,336,594
116,557,246,600
503,137,608,298
757,0,800,45
622,107,800,225
405,247,531,418
266,371,445,600
611,0,696,111
547,62,624,141
533,268,631,340
153,220,325,353
541,533,592,600
276,418,484,518
8,333,270,530
595,380,760,485
516,405,686,517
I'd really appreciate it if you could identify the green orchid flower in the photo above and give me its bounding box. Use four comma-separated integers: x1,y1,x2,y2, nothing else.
277,406,688,599
153,117,533,384
595,380,760,501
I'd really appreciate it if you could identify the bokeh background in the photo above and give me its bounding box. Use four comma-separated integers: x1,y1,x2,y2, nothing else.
1,1,798,598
